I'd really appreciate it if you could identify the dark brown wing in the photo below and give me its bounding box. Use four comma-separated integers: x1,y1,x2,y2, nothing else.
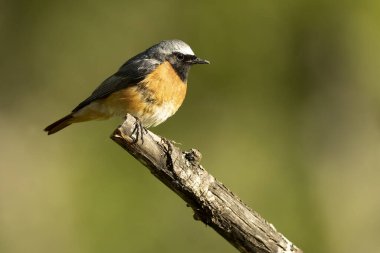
72,56,161,112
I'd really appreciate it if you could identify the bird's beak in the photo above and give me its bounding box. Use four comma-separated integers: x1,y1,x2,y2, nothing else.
190,56,210,65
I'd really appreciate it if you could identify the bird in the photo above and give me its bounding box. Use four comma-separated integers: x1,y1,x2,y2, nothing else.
44,39,209,137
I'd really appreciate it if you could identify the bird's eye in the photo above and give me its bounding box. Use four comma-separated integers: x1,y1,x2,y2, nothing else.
175,53,185,61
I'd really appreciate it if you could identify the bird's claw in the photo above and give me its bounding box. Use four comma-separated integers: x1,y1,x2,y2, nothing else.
131,118,147,144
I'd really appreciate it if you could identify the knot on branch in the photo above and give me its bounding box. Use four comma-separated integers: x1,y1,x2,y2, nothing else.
184,148,202,166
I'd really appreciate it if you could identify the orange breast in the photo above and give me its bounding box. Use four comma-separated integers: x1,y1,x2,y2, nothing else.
93,61,187,127
142,61,187,109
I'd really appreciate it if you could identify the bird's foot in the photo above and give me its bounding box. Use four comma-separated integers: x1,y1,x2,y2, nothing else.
131,117,148,144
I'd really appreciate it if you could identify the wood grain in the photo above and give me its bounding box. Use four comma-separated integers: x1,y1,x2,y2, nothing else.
111,114,303,253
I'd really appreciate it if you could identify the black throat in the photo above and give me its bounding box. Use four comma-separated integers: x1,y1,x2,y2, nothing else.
170,62,190,83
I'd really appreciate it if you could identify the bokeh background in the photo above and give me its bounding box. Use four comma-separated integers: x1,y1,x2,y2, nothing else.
1,0,380,252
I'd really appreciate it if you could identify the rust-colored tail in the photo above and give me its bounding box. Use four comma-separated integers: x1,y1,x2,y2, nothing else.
44,114,74,135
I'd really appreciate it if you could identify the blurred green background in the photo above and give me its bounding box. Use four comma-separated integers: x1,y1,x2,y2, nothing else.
1,0,380,252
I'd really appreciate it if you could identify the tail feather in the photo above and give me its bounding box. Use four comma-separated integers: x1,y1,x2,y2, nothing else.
44,114,74,135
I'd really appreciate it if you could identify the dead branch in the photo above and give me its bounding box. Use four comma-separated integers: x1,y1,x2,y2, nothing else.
111,114,302,253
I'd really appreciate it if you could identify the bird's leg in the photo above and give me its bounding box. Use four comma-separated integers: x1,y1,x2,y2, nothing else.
130,117,147,144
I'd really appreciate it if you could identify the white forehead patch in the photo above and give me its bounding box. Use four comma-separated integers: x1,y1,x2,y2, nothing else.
175,43,195,55
158,40,195,56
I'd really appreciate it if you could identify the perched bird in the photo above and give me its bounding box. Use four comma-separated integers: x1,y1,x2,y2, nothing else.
44,39,209,136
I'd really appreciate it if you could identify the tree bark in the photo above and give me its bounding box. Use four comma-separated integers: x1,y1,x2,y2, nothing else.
111,114,303,253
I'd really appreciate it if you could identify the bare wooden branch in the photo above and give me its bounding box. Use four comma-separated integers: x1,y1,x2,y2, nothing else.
111,114,302,253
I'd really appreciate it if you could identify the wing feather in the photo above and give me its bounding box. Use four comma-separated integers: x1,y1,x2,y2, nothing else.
72,58,160,112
